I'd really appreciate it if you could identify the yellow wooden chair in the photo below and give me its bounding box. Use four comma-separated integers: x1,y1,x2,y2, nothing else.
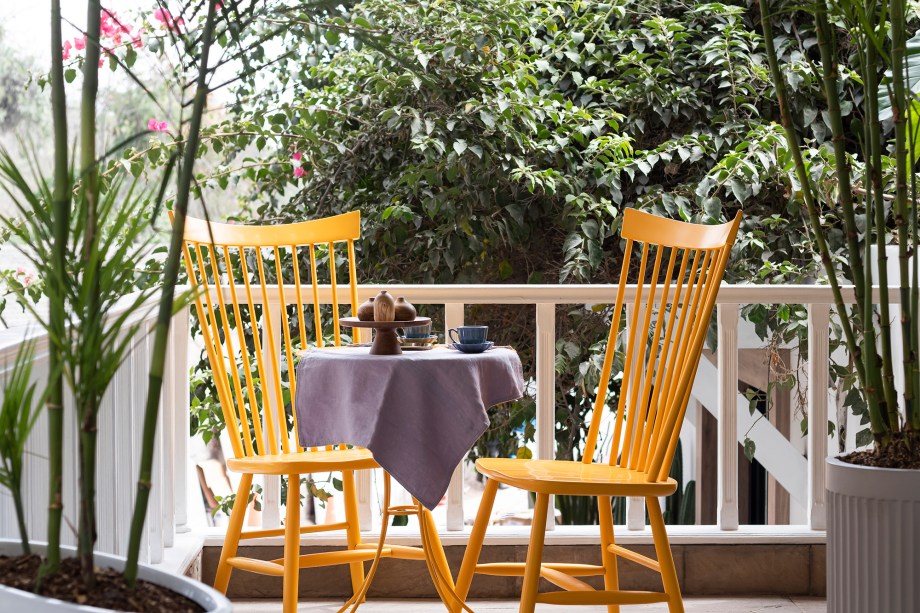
453,208,742,613
178,211,389,612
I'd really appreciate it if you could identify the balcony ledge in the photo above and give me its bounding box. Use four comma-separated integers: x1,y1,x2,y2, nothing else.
200,523,826,548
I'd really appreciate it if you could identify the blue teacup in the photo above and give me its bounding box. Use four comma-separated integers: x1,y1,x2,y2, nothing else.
449,325,488,345
400,323,432,339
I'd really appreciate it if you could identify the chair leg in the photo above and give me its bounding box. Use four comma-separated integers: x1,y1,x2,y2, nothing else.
519,493,549,613
647,496,684,613
341,469,366,600
213,473,252,593
283,473,302,613
453,478,499,612
598,495,620,613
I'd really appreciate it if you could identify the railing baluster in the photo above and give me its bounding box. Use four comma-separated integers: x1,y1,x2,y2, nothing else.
624,303,644,529
717,304,739,531
808,303,830,530
161,315,176,549
172,308,191,534
445,303,465,531
536,303,556,530
112,339,134,555
260,303,283,529
356,469,372,531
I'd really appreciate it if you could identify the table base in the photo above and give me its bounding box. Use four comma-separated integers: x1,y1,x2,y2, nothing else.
334,472,473,613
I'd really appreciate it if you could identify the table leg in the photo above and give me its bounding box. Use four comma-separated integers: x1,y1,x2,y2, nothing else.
416,499,478,613
336,473,395,613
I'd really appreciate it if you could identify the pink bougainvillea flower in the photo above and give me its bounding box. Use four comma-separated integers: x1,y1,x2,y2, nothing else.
132,33,144,48
62,40,72,60
148,119,169,133
293,166,306,178
291,152,303,161
74,35,86,51
153,7,184,32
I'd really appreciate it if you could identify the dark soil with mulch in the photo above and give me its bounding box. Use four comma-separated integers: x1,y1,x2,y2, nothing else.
841,432,920,470
0,554,204,612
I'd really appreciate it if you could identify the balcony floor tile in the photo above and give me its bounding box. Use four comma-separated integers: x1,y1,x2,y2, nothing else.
233,597,826,612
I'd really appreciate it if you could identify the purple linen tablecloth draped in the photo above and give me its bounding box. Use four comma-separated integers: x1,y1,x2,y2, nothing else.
295,346,525,510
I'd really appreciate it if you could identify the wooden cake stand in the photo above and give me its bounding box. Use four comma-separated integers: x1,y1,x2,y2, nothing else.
340,316,432,355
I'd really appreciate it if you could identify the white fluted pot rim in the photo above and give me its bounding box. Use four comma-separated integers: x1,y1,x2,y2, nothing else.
826,455,920,499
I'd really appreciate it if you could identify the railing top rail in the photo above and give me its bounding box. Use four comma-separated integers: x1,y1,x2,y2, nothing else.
211,283,894,306
0,292,160,361
0,282,893,358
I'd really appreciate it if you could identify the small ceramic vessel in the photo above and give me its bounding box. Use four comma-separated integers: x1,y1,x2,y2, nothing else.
373,290,396,321
394,296,417,321
357,297,375,321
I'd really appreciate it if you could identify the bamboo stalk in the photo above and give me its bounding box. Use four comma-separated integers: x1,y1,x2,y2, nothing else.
759,0,871,401
815,12,866,328
78,411,98,587
863,22,898,438
890,0,915,432
123,0,220,587
76,0,102,587
40,0,70,578
910,79,920,430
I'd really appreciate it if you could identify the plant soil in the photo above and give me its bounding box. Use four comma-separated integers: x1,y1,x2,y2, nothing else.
0,554,204,612
841,432,920,469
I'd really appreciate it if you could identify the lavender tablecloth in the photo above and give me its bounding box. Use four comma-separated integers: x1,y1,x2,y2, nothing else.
295,346,524,509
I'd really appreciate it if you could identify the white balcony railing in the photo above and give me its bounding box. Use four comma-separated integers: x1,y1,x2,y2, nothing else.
0,283,884,566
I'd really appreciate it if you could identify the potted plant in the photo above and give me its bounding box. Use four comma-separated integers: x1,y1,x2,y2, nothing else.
761,0,920,609
0,0,238,609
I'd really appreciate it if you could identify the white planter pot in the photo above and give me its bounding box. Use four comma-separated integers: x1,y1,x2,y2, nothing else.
0,541,231,612
827,457,920,613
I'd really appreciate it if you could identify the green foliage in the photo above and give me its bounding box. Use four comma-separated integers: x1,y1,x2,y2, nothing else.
145,0,872,478
0,338,43,553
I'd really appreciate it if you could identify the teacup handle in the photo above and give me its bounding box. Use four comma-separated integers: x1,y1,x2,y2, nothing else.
448,328,460,344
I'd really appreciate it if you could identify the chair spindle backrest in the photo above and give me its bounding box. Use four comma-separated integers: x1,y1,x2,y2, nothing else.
175,211,361,459
582,209,741,482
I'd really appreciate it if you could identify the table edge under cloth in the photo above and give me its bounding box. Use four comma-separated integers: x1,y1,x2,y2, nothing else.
294,346,525,509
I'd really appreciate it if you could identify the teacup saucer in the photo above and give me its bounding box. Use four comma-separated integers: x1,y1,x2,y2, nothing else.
451,341,494,354
399,335,438,346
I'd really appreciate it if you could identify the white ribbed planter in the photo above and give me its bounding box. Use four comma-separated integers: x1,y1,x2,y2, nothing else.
827,457,920,613
0,541,231,612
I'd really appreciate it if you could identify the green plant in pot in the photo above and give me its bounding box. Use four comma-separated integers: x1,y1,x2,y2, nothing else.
760,0,920,609
0,0,249,609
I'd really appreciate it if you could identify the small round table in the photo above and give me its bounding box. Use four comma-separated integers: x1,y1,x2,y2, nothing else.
295,345,525,611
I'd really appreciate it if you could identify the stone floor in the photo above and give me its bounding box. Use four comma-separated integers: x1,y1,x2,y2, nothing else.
234,598,827,612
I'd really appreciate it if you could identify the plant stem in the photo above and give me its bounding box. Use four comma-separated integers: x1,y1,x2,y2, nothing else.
77,0,102,588
862,20,898,437
815,12,866,326
759,0,872,403
890,0,916,432
41,0,69,579
11,476,30,555
123,0,219,587
78,410,98,588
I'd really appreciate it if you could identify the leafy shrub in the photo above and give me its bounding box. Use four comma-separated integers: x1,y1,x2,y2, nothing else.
133,0,882,516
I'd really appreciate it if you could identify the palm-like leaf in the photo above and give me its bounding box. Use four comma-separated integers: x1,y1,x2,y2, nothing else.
0,338,44,554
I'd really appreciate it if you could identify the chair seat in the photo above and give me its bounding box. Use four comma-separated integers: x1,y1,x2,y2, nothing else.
476,458,677,497
227,447,378,475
